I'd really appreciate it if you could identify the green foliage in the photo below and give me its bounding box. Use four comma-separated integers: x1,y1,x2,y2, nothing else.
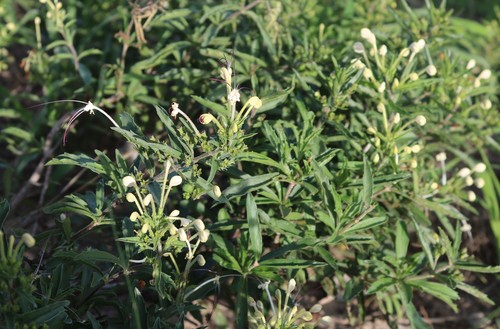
1,0,500,328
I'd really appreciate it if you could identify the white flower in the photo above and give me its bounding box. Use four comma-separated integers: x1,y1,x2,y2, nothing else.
426,65,437,76
400,48,410,57
199,229,210,242
193,219,205,232
409,72,419,81
169,175,183,187
170,102,180,118
213,185,222,198
457,167,471,178
411,145,421,153
473,163,486,173
475,178,485,189
461,222,472,232
360,28,376,45
393,113,400,124
478,69,492,80
122,176,136,188
377,103,385,113
467,191,476,202
126,193,137,203
466,59,476,70
130,211,140,222
415,115,426,126
378,82,386,93
379,44,387,56
481,99,492,110
353,42,364,53
410,39,426,53
178,228,187,242
351,59,365,69
436,152,446,162
430,182,439,190
228,88,241,104
22,233,36,248
143,194,153,206
287,278,297,294
363,68,373,79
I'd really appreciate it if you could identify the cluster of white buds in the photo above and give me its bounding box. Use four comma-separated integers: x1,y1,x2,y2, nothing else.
453,162,486,202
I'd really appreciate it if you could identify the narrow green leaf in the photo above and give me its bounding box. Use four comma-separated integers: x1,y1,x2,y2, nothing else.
362,156,373,211
396,220,410,259
223,173,279,200
0,199,9,229
246,193,262,259
367,278,394,294
258,259,325,269
342,216,387,235
74,250,124,268
454,262,500,273
456,282,494,305
407,280,458,312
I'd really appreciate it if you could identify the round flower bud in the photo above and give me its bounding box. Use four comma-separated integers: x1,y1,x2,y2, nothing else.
196,254,206,266
310,304,322,313
122,176,136,188
415,115,426,126
400,48,410,57
457,167,471,178
360,28,376,45
248,96,263,109
481,99,492,110
435,152,446,162
478,69,492,80
351,59,366,69
411,145,421,153
465,176,474,186
426,65,437,76
169,209,180,217
461,222,472,232
379,44,387,56
363,68,373,79
467,191,476,202
353,42,364,54
372,153,380,164
392,78,400,89
431,182,439,190
168,224,178,235
475,178,485,189
367,127,376,135
22,233,36,248
199,229,210,242
377,103,385,113
169,175,183,187
410,159,418,169
193,219,205,232
473,163,486,173
466,59,476,70
409,72,419,81
393,113,400,124
141,223,150,234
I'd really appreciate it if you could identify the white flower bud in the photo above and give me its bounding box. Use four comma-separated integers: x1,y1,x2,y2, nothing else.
474,78,481,88
377,103,385,113
178,228,187,242
415,115,426,126
378,82,386,93
22,233,36,248
379,44,387,56
410,159,418,169
199,113,214,124
465,176,474,186
392,78,400,89
481,99,492,110
248,96,263,109
393,113,400,124
213,185,222,198
351,59,365,69
199,229,210,242
457,167,471,178
143,194,153,206
435,152,447,162
373,153,380,164
409,72,419,81
130,211,140,222
466,59,476,70
141,223,150,234
287,278,297,294
169,175,182,187
193,219,205,232
411,145,421,153
196,255,206,266
467,191,476,202
431,182,439,190
180,218,191,227
426,65,437,76
353,42,364,53
410,39,426,53
367,127,376,135
473,163,486,173
310,304,322,313
126,193,137,203
360,28,376,45
478,69,492,80
169,209,180,217
400,48,410,57
168,224,178,235
122,176,136,188
475,178,485,189
461,222,472,232
363,68,373,79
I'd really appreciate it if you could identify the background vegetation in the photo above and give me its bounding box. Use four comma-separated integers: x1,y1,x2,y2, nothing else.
1,0,500,328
